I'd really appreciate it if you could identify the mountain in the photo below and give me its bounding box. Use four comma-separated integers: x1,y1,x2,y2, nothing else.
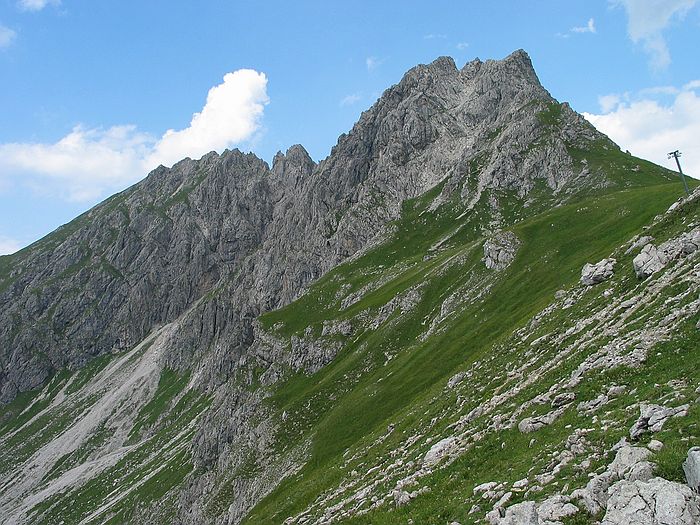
1,50,699,525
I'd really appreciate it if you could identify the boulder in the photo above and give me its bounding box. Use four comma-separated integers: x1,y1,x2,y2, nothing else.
580,258,616,286
684,447,700,493
625,235,654,255
602,477,700,524
629,403,689,440
633,244,667,279
392,488,412,507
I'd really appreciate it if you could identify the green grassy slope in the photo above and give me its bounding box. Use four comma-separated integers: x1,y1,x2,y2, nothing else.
240,159,697,524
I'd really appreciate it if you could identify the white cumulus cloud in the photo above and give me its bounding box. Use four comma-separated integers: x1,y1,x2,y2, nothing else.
0,69,268,202
613,0,698,70
0,25,17,48
584,81,700,178
147,69,268,168
17,0,60,12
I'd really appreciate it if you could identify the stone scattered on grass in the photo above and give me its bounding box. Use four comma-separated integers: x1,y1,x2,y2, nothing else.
629,403,689,440
580,258,616,286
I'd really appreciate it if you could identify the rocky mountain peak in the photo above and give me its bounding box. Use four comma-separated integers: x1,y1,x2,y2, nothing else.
271,144,315,180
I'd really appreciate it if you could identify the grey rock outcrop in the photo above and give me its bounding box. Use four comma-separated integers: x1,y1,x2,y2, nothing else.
684,447,700,493
633,244,668,279
580,258,616,286
629,403,689,440
423,436,459,467
572,445,656,515
518,407,565,433
483,231,520,270
633,229,700,279
601,477,700,525
488,495,579,525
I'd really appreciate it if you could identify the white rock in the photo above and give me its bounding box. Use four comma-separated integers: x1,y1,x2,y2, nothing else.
518,408,565,433
513,478,529,490
474,481,499,494
580,258,616,286
647,439,664,452
633,244,667,279
602,477,700,524
423,436,458,466
572,445,655,514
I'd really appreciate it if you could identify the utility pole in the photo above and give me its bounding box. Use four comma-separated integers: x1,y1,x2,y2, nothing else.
668,150,690,196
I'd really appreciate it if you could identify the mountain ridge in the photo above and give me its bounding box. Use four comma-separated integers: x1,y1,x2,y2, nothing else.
1,50,698,525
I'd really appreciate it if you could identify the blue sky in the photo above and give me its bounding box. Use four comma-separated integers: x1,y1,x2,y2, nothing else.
1,0,699,254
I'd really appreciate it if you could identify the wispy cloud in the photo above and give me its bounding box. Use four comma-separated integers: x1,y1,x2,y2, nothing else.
423,33,447,40
571,18,596,33
0,25,17,49
613,0,698,71
17,0,60,12
584,80,700,177
557,17,597,37
340,93,361,107
0,69,269,202
366,56,384,71
456,42,469,50
0,235,22,256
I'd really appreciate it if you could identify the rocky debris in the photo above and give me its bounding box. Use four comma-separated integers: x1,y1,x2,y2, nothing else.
633,228,700,279
577,394,609,415
647,439,664,452
601,477,700,525
321,319,353,337
483,231,521,270
625,235,654,255
392,488,413,507
565,429,591,455
423,436,459,467
629,403,689,440
551,392,575,408
474,481,500,495
580,258,616,286
487,495,579,525
633,244,668,279
684,447,700,493
518,407,565,433
572,445,656,515
512,478,529,491
447,371,467,389
607,385,627,397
